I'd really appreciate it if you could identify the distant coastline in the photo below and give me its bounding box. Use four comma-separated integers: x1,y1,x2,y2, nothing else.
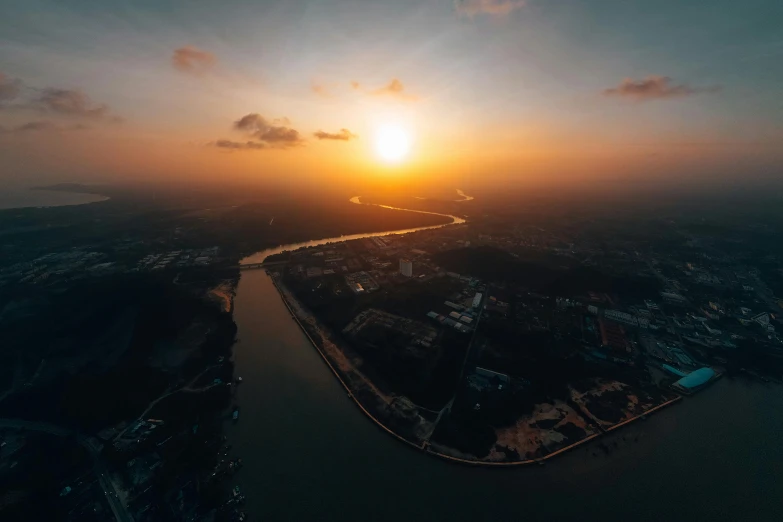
0,185,109,210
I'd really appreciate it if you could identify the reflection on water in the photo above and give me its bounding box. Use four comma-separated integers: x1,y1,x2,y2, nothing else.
455,189,474,201
240,195,465,265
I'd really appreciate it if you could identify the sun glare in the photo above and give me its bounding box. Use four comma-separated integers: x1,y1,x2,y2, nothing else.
374,125,411,163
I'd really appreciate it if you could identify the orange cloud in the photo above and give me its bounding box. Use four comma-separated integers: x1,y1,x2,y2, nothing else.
370,78,417,100
311,82,332,98
603,76,719,101
172,46,217,75
455,0,526,16
313,128,356,141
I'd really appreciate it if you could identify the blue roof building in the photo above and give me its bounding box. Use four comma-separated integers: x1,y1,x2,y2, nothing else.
673,367,716,392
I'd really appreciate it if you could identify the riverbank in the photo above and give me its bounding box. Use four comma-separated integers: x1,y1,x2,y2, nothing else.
269,274,431,449
268,271,685,467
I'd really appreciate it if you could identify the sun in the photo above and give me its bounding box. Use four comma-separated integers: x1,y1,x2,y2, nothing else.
374,125,411,163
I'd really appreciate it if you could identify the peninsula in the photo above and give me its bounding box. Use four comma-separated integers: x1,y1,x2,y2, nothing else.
262,194,780,465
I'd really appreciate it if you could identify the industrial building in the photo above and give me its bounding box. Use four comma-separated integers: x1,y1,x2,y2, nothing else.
399,258,413,277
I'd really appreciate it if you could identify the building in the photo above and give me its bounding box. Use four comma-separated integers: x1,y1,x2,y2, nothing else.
672,367,716,394
599,318,631,354
399,258,413,277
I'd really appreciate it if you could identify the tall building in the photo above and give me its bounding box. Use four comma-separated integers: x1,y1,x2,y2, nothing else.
399,258,413,277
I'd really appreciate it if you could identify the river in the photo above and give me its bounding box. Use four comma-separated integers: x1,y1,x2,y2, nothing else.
227,196,783,522
240,196,464,265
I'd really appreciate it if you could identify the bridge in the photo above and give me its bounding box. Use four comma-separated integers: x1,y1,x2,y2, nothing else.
239,260,288,271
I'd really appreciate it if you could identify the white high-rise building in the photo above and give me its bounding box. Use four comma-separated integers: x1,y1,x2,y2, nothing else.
400,258,413,277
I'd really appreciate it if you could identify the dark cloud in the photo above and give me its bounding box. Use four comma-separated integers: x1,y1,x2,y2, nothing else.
313,128,357,141
0,73,23,102
455,0,526,16
14,120,59,132
233,113,303,147
603,76,719,101
370,78,417,100
172,46,217,75
35,88,120,121
212,139,266,150
0,120,89,134
0,74,121,125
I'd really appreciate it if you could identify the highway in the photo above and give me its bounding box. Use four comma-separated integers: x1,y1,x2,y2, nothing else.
0,418,133,522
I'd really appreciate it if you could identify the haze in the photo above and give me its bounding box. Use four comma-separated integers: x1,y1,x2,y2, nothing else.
1,0,782,194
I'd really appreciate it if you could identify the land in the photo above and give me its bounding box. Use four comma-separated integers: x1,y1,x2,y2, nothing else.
2,181,782,517
0,183,455,521
268,190,783,464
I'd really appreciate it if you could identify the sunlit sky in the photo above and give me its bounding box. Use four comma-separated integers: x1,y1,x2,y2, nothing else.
1,0,782,191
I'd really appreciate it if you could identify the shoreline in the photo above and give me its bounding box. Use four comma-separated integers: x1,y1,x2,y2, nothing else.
269,272,685,467
269,275,425,453
0,188,110,211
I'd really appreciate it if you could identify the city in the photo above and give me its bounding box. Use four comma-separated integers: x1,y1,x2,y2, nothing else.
261,203,781,463
2,0,783,519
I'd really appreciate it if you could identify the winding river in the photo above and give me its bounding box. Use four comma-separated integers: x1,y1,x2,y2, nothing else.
240,195,464,266
227,194,783,522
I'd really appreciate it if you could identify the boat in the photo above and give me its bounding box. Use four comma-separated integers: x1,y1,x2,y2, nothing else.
232,407,239,421
236,376,243,384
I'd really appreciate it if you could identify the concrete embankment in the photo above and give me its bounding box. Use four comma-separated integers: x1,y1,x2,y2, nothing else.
270,276,425,453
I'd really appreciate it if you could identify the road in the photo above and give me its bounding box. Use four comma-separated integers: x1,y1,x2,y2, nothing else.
113,364,221,442
0,418,133,522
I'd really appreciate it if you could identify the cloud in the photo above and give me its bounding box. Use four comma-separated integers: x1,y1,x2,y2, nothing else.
0,73,23,102
34,88,121,121
603,76,719,101
350,81,361,90
13,120,60,133
0,74,119,121
233,113,303,147
172,46,217,75
313,128,357,141
0,120,89,134
212,139,266,150
311,82,332,98
455,0,526,16
369,78,417,100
